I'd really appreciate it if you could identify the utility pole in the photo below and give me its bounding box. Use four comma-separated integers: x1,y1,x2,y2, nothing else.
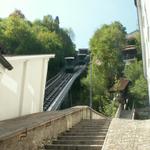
90,52,92,108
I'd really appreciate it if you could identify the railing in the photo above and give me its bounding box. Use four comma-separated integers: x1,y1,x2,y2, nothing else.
131,102,135,120
115,101,135,119
48,65,87,111
115,104,122,118
44,65,87,111
44,72,73,111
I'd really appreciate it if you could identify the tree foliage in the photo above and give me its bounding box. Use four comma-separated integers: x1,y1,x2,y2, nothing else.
124,60,143,84
90,22,126,86
124,60,148,107
82,22,126,116
130,75,148,105
9,9,25,19
0,10,75,76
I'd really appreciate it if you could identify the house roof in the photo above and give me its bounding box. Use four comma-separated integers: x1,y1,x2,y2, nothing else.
126,30,139,40
109,78,130,92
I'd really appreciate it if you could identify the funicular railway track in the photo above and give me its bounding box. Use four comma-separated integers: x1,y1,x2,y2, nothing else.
44,72,73,111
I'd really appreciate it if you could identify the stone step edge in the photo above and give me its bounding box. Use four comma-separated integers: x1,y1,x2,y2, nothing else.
52,139,104,142
63,133,107,135
58,135,106,137
58,135,106,138
45,144,103,148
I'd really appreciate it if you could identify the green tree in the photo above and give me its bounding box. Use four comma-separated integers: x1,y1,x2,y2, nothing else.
4,16,42,54
9,9,25,19
32,15,75,76
42,15,60,32
124,60,143,84
0,10,75,76
124,60,148,107
64,27,75,41
90,22,126,86
130,75,148,107
82,22,126,116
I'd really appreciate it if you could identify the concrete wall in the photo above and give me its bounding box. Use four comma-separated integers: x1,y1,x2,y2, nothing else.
136,0,150,103
0,106,106,150
0,55,54,121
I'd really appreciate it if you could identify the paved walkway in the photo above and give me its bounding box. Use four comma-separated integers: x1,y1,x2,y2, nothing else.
102,118,150,150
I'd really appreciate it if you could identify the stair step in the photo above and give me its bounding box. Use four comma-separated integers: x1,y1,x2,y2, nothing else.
44,119,111,150
73,126,110,129
71,127,109,130
74,122,110,125
79,120,108,124
76,121,109,124
58,135,106,140
78,122,108,124
63,132,107,136
45,144,103,150
79,119,111,124
67,129,108,132
52,139,104,145
80,119,110,122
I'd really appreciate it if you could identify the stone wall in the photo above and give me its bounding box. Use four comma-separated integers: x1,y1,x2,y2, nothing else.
0,106,105,150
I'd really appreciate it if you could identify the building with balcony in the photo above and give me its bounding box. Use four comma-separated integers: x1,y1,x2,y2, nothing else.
122,45,137,64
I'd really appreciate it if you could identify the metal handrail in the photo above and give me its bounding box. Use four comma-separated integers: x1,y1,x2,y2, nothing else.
115,104,122,118
131,102,135,120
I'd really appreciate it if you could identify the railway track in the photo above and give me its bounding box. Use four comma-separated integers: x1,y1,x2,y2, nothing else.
43,72,73,111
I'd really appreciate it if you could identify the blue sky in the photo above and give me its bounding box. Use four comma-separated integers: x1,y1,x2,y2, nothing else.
0,0,138,49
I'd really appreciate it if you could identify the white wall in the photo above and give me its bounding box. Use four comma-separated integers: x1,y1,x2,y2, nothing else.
0,55,54,121
136,0,150,103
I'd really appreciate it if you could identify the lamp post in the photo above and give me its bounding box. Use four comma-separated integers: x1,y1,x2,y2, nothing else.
89,52,92,108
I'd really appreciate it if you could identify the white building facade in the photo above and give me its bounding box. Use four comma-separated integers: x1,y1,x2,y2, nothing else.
0,55,54,121
135,0,150,103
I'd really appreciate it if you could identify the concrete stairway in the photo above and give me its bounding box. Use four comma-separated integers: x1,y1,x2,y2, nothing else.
120,110,133,119
44,119,111,150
